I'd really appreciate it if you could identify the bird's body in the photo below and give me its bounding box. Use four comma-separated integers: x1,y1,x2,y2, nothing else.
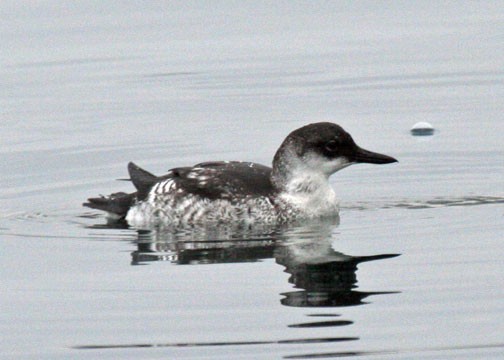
84,122,397,228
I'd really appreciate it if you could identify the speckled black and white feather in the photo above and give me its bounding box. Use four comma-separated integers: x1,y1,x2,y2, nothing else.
126,161,283,227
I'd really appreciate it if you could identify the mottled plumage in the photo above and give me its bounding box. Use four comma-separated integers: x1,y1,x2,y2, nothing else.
84,122,397,228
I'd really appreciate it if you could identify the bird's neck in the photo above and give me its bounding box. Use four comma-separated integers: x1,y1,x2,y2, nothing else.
271,142,340,218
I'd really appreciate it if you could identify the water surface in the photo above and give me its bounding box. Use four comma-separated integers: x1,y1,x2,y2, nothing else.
1,2,503,359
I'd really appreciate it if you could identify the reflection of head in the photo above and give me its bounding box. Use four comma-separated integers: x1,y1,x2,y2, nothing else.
275,236,399,307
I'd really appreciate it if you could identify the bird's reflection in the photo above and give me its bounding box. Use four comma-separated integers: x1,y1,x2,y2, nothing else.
277,244,398,307
130,220,399,308
276,222,398,307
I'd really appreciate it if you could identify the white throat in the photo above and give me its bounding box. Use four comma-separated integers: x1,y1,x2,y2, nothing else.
279,156,351,218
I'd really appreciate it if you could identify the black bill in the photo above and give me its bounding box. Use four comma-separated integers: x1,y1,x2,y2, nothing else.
352,147,398,164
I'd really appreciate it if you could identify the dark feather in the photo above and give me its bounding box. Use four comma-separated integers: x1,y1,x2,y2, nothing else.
127,162,159,200
83,191,135,217
83,161,275,217
170,161,274,201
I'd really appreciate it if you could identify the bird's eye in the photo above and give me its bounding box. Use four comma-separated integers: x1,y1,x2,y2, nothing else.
325,140,339,152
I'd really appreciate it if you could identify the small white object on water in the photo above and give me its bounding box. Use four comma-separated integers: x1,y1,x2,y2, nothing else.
410,121,434,136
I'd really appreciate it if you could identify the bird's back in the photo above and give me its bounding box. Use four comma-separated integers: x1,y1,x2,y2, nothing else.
124,161,278,227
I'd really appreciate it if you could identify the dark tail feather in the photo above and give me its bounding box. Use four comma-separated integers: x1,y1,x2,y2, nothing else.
83,191,136,218
84,162,158,218
128,162,159,200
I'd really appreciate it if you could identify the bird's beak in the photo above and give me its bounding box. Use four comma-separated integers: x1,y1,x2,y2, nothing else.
352,146,398,164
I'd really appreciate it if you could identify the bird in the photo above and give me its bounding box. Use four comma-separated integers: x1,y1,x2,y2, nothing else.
84,122,397,228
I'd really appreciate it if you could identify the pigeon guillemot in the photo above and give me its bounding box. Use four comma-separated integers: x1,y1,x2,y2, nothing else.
84,122,397,228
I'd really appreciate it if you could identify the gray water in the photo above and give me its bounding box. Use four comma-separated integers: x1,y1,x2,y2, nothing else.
1,2,504,359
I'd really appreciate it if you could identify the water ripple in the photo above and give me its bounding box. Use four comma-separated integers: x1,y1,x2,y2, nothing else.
284,342,504,359
74,336,358,350
344,195,504,211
